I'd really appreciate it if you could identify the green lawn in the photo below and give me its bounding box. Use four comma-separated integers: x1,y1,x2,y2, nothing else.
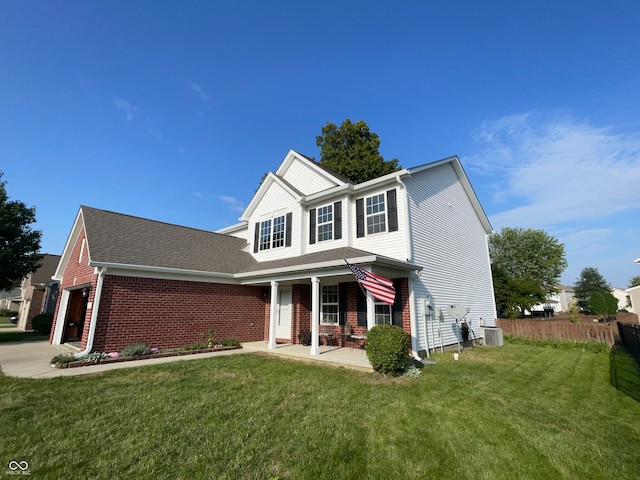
1,343,639,479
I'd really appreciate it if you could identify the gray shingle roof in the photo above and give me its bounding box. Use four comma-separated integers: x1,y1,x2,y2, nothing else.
31,254,61,284
81,206,257,274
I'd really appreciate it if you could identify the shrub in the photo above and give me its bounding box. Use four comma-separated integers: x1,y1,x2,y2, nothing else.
298,330,311,346
51,353,76,365
365,325,411,376
32,313,54,335
220,338,240,347
120,343,151,357
83,352,109,363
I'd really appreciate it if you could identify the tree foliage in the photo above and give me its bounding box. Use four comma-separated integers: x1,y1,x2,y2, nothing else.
316,119,400,184
587,291,618,316
574,267,610,312
0,172,42,290
489,227,567,317
628,275,640,289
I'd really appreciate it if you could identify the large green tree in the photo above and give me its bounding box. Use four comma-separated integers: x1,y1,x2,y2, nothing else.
316,119,400,183
489,227,568,317
574,267,610,312
0,172,42,290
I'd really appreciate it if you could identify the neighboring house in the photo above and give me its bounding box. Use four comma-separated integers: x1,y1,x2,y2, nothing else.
530,285,575,314
15,254,61,330
627,285,640,316
50,150,497,358
0,288,22,312
611,286,634,313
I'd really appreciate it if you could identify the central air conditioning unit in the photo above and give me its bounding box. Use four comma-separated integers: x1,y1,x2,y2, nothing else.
481,327,503,347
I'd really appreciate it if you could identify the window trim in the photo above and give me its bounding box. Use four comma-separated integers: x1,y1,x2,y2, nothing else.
321,284,339,325
366,193,386,235
316,204,333,242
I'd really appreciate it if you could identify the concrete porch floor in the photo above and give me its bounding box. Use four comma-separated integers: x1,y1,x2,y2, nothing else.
242,341,373,371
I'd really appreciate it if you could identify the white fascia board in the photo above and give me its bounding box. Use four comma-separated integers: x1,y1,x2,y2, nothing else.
216,221,247,234
635,257,640,264
302,184,352,204
89,261,237,283
626,284,640,293
236,255,421,282
52,207,84,281
240,173,302,222
351,169,410,193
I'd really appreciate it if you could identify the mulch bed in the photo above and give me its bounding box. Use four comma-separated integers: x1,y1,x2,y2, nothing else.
53,345,242,369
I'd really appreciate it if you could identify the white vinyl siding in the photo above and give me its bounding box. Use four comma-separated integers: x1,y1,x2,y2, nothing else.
280,157,338,195
404,163,497,353
250,181,301,261
352,187,407,261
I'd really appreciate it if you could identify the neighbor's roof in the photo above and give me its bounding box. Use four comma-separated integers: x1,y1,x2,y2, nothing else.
30,254,61,284
81,206,257,274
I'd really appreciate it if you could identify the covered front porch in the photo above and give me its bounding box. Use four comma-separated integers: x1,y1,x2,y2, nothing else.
238,249,421,358
242,340,372,371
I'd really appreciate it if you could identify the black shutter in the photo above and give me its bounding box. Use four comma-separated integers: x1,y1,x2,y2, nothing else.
387,189,398,232
253,222,260,253
285,212,292,247
334,201,342,240
356,285,367,326
356,198,365,238
391,278,403,327
339,282,348,326
309,208,316,244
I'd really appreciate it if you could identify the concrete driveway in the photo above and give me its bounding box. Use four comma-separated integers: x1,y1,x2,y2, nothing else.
0,340,248,379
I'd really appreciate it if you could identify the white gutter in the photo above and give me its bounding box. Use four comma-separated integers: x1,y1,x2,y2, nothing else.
88,261,236,280
74,267,107,359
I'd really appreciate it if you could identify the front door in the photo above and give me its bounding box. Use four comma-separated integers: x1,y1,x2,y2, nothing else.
62,288,89,343
276,287,292,339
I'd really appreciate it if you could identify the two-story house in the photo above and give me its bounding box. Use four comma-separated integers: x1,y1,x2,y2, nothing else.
49,150,497,359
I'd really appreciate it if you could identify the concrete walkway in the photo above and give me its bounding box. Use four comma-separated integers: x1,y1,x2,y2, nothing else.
0,340,372,379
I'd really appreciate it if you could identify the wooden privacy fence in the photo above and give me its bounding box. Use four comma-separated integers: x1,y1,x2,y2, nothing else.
496,319,616,346
617,323,640,369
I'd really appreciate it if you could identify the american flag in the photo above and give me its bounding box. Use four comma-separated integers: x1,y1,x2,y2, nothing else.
347,262,396,306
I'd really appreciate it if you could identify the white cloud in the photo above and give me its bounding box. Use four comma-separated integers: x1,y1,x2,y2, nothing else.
188,81,210,101
219,195,244,213
465,112,640,230
114,96,142,121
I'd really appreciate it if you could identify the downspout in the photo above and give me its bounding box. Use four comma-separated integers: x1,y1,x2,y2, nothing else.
74,267,107,359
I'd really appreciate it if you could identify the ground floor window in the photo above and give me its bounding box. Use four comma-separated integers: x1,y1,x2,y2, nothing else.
321,285,339,325
374,303,391,325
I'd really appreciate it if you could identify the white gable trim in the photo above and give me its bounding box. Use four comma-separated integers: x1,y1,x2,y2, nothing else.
276,149,348,187
240,172,303,221
52,207,88,281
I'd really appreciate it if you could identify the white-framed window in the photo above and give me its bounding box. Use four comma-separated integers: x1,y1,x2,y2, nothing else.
374,302,391,325
366,193,386,235
317,204,333,242
321,285,339,325
272,215,285,248
259,219,272,251
259,214,287,251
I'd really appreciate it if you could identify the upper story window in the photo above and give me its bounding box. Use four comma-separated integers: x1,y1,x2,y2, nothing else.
366,194,386,235
254,212,292,253
309,201,342,245
356,189,398,238
317,205,333,242
259,219,273,251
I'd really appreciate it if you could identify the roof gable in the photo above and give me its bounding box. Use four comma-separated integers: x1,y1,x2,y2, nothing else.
408,156,493,234
66,206,256,275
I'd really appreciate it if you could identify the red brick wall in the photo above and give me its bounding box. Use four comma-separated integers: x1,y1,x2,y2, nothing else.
92,276,266,352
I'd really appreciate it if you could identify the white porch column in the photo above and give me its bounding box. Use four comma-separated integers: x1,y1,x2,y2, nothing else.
268,280,279,350
366,292,375,330
310,276,320,355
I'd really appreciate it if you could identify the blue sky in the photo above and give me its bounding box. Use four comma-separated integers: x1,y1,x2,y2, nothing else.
1,1,639,288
